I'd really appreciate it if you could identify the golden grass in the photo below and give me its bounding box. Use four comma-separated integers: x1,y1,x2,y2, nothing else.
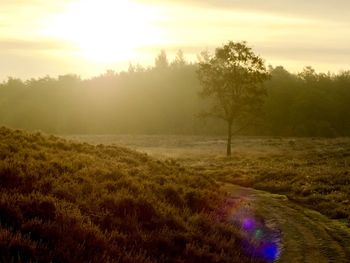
0,128,271,263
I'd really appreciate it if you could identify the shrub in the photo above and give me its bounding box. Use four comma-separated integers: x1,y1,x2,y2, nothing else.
0,127,263,262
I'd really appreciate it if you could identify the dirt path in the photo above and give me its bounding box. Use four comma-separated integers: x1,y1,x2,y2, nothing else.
223,184,350,263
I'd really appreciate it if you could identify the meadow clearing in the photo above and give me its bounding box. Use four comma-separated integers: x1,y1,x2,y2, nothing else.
2,129,349,262
1,128,275,263
68,134,350,224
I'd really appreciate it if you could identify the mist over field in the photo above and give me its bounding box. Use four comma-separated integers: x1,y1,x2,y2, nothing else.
1,1,350,263
1,63,350,137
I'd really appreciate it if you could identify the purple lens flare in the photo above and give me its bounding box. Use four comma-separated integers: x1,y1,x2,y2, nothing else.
216,197,281,262
242,217,256,231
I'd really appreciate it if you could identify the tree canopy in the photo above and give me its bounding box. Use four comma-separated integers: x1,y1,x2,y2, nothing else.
197,41,270,155
0,49,350,138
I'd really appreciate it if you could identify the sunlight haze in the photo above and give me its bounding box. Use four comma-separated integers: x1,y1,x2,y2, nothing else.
1,0,350,80
1,2,350,262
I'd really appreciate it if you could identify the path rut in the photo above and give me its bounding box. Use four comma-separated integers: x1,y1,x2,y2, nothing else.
224,184,350,263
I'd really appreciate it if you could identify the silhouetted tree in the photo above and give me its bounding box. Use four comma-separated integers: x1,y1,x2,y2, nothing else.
128,63,136,73
298,66,318,83
197,41,270,156
171,50,186,67
1,51,350,137
155,50,169,68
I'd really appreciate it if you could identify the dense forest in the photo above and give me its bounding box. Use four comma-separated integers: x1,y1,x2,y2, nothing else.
1,54,349,137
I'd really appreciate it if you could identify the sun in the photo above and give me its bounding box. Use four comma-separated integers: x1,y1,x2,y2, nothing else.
44,0,163,63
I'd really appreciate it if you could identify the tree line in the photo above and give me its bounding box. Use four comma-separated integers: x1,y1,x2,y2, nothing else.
1,49,349,137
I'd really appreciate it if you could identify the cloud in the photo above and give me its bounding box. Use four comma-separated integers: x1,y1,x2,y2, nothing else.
0,39,75,51
0,0,69,7
1,0,350,78
0,51,75,81
139,0,350,21
257,45,350,62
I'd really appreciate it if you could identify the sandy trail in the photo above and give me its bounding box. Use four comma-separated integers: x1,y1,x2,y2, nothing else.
224,184,350,263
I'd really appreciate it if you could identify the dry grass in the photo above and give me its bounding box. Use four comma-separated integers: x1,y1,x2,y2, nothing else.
189,138,350,223
0,128,272,263
68,135,350,225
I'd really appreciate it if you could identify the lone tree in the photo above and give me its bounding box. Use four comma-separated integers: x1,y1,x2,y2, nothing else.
197,41,270,156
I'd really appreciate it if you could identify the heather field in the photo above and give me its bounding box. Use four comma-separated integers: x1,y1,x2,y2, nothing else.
0,127,275,263
69,134,350,225
1,129,350,262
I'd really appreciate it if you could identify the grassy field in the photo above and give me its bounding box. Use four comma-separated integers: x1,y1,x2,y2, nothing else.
0,127,275,263
68,135,350,225
2,129,349,262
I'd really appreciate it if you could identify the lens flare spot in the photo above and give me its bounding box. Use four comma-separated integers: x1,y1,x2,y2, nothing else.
261,242,279,261
215,197,281,262
255,229,264,240
242,218,256,231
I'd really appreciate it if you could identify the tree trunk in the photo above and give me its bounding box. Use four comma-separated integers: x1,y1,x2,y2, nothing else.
227,121,232,157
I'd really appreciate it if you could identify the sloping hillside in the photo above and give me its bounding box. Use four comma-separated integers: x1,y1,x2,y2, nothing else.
0,127,267,263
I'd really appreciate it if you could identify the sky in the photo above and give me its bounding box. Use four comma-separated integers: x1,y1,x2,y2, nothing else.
1,0,350,80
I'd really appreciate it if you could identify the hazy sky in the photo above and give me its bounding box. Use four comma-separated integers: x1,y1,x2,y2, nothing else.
1,0,350,80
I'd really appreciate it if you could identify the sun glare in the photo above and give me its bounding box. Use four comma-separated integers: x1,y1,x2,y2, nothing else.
44,0,162,63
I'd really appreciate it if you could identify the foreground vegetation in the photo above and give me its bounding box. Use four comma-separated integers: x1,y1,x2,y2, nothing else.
0,127,272,263
71,135,350,226
178,138,350,225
